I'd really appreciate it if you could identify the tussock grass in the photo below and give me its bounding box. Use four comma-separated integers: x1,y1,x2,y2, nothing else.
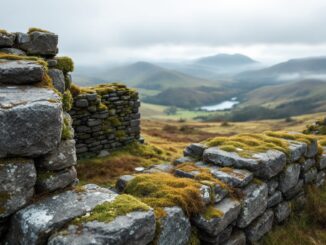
0,29,9,35
27,27,51,34
55,56,74,74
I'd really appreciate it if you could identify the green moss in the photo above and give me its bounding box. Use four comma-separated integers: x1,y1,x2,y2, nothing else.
97,102,108,111
62,115,73,140
109,117,121,127
62,90,73,112
0,29,9,35
202,205,224,220
27,27,51,34
188,228,201,245
55,56,74,74
115,130,126,139
124,172,205,216
0,53,48,70
64,75,72,90
73,194,150,224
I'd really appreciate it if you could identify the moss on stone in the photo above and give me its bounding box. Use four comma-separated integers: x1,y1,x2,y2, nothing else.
97,102,108,111
0,29,9,35
0,53,48,70
55,56,74,74
27,27,51,34
115,130,126,139
62,90,73,112
124,172,205,216
108,117,121,127
62,116,73,140
188,228,201,245
73,194,150,224
202,205,224,220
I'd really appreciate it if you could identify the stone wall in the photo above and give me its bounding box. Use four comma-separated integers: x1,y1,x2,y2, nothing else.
69,84,141,158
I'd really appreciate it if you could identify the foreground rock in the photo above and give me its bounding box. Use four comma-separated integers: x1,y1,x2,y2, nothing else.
48,68,65,93
0,158,36,218
0,86,62,158
0,60,45,85
5,185,117,244
245,210,274,243
0,32,15,47
48,211,156,245
156,207,191,245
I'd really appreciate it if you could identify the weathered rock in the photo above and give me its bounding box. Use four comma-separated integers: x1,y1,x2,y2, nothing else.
191,198,241,236
184,143,206,159
0,60,45,85
174,156,194,165
156,207,191,245
267,191,283,208
0,158,36,218
75,99,88,108
301,158,316,172
305,139,318,158
0,86,63,158
200,185,212,205
223,231,246,245
199,225,233,244
274,201,291,223
210,167,253,188
284,180,304,200
0,32,15,47
36,167,77,193
211,182,229,203
288,141,307,162
48,68,65,93
115,175,135,192
174,169,200,179
267,178,279,195
237,182,268,228
315,171,326,187
245,210,274,243
303,167,317,184
16,31,58,56
37,140,77,171
48,210,156,245
145,163,174,173
317,151,326,170
291,192,306,211
279,164,301,193
5,184,117,244
0,48,26,55
203,148,286,179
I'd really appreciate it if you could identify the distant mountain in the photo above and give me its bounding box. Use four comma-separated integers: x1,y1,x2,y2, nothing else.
236,56,326,84
98,61,218,90
195,53,257,67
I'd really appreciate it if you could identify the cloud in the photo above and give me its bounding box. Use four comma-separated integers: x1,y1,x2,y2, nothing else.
1,0,326,65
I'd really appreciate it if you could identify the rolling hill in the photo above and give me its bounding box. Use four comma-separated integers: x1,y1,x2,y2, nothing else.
195,53,257,67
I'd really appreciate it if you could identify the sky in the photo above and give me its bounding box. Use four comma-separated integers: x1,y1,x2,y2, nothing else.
2,0,326,66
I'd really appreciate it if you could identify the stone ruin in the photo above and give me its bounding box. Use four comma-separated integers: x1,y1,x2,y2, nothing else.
1,28,326,245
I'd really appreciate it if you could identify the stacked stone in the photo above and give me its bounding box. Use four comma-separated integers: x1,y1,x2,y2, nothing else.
69,86,141,158
0,29,78,240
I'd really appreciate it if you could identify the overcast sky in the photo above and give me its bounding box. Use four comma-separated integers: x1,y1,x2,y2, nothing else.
2,0,326,66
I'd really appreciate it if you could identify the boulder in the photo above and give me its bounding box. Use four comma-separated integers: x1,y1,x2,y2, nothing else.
155,207,191,245
0,32,15,47
0,86,63,158
223,231,246,245
184,143,206,159
301,158,316,172
274,202,291,223
36,167,77,193
245,210,274,243
115,175,135,192
284,180,304,200
303,167,317,184
48,210,156,245
279,164,301,193
191,198,241,236
210,167,253,188
16,31,58,56
37,140,77,171
237,182,268,228
0,158,36,218
267,191,283,208
5,184,118,244
0,48,26,55
48,68,65,93
0,60,45,85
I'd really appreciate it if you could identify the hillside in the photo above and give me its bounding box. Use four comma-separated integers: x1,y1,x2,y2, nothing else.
195,53,257,67
236,56,326,83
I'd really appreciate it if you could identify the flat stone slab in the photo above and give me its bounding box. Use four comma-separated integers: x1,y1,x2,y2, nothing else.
0,86,62,158
203,148,286,179
191,198,241,236
48,210,156,245
0,158,36,218
5,184,118,245
267,191,283,208
0,60,45,85
156,207,191,245
237,182,268,228
245,209,274,243
210,167,253,188
184,143,207,159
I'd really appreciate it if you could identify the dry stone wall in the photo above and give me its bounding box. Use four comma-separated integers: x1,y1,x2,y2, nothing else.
69,84,141,158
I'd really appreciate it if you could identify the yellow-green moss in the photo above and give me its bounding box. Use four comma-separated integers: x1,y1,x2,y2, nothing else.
202,205,224,220
0,29,9,35
73,194,150,224
27,27,51,34
0,53,48,70
55,56,74,74
37,170,53,181
124,172,204,216
97,102,108,111
115,130,126,139
62,116,73,140
108,117,121,127
188,228,201,245
62,90,73,111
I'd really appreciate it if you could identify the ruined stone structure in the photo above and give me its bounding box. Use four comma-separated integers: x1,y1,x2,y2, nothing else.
1,28,326,245
69,84,141,158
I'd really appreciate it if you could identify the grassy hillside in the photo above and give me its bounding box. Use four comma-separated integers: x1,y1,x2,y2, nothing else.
195,53,257,67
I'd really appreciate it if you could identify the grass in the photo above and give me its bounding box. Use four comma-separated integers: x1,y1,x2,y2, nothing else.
124,172,204,217
202,205,224,220
62,90,73,112
73,194,150,224
28,27,51,34
0,29,9,35
55,56,74,74
61,114,73,140
262,185,326,245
